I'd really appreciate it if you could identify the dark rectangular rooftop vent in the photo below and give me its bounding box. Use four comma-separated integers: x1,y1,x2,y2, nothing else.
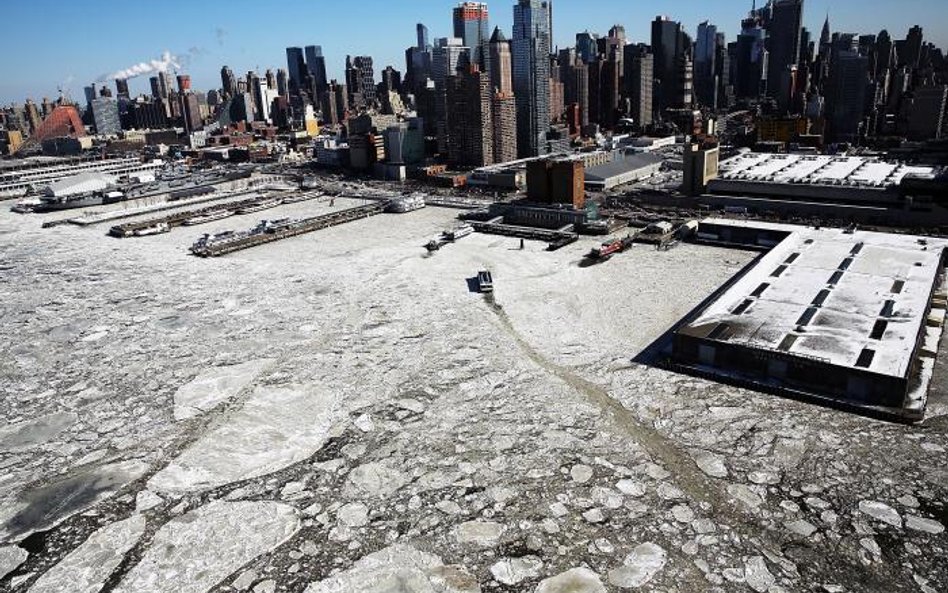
870,320,888,340
708,323,732,341
771,265,788,278
796,307,819,327
891,280,905,294
784,253,801,264
880,300,896,317
812,289,831,307
732,299,754,315
855,348,875,369
828,271,844,286
750,283,770,298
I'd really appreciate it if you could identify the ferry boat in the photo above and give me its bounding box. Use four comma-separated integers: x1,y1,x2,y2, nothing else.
444,224,474,241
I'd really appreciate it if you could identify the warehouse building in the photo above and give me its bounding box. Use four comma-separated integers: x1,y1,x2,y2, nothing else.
673,219,947,420
584,153,663,190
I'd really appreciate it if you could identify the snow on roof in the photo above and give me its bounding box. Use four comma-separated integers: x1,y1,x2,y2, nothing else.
44,172,117,197
717,152,937,189
683,221,947,378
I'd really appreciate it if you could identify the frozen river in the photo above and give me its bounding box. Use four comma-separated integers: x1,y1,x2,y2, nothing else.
0,197,946,592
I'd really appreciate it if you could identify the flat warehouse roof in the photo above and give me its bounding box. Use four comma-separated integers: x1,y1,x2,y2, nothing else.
682,221,947,378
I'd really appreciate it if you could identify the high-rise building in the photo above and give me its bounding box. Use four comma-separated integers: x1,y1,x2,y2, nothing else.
177,75,191,94
276,69,289,98
433,38,469,85
286,47,306,93
418,23,429,49
766,0,804,110
623,44,654,128
221,66,238,98
512,0,551,157
453,2,490,69
446,65,494,167
406,23,434,93
488,27,513,95
903,25,923,69
576,31,599,64
492,90,518,162
735,9,769,99
345,56,377,109
181,93,202,133
305,45,329,94
265,69,277,90
905,85,947,140
695,21,718,108
651,16,681,112
825,46,869,142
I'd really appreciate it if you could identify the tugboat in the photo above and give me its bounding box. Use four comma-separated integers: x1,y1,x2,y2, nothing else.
586,235,634,262
477,270,494,293
444,224,474,242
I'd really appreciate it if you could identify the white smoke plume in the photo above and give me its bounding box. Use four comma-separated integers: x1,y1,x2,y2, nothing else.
103,51,181,81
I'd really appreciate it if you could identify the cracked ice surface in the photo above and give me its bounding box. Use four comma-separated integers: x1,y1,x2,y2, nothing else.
1,199,947,592
173,358,274,421
114,501,299,593
27,515,145,593
150,384,341,493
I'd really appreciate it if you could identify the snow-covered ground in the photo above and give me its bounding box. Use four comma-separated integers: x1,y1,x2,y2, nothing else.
0,196,946,592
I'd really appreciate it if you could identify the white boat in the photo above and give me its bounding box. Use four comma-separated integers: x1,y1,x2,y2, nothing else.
445,224,474,241
133,222,170,236
386,195,426,213
183,210,235,226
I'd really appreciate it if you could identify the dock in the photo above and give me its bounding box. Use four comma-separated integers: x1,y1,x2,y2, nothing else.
470,218,578,251
108,190,323,238
191,200,388,257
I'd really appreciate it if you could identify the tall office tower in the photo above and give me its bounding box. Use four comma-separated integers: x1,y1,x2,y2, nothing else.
903,25,923,69
320,87,339,126
623,44,653,128
695,21,718,109
453,2,490,69
251,75,268,121
905,85,947,140
115,78,130,99
601,25,626,72
567,60,590,128
586,59,603,126
406,23,434,93
715,33,734,109
305,45,329,94
652,16,682,111
825,45,869,142
418,22,429,49
512,0,551,157
276,69,289,97
445,65,493,167
766,0,804,111
158,72,174,99
735,10,768,99
85,84,98,105
221,66,238,98
433,38,469,85
333,81,349,120
550,76,565,124
557,47,576,87
380,66,402,96
576,31,598,64
875,30,894,80
177,75,191,93
265,69,277,90
488,27,513,93
677,55,694,109
286,47,306,93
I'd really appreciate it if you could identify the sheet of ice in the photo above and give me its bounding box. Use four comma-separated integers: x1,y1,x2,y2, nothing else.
173,358,274,421
0,412,77,451
149,385,340,493
114,501,299,593
0,545,27,580
303,544,480,593
27,515,146,593
0,460,149,543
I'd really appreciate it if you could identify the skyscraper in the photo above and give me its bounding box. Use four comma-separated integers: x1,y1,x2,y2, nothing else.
695,21,718,108
735,9,768,99
766,0,804,109
305,45,329,94
512,0,551,157
286,47,306,93
446,65,493,167
623,44,654,128
221,66,238,99
432,38,469,85
488,26,513,94
825,44,869,142
651,16,683,113
345,56,376,110
115,79,130,99
453,2,490,69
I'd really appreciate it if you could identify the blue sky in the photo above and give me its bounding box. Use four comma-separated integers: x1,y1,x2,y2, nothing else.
1,0,944,105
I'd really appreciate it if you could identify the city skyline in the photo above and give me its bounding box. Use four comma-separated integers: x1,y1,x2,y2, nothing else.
2,0,946,104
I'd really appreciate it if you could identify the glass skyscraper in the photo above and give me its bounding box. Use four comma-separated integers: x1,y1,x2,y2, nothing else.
512,0,551,157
